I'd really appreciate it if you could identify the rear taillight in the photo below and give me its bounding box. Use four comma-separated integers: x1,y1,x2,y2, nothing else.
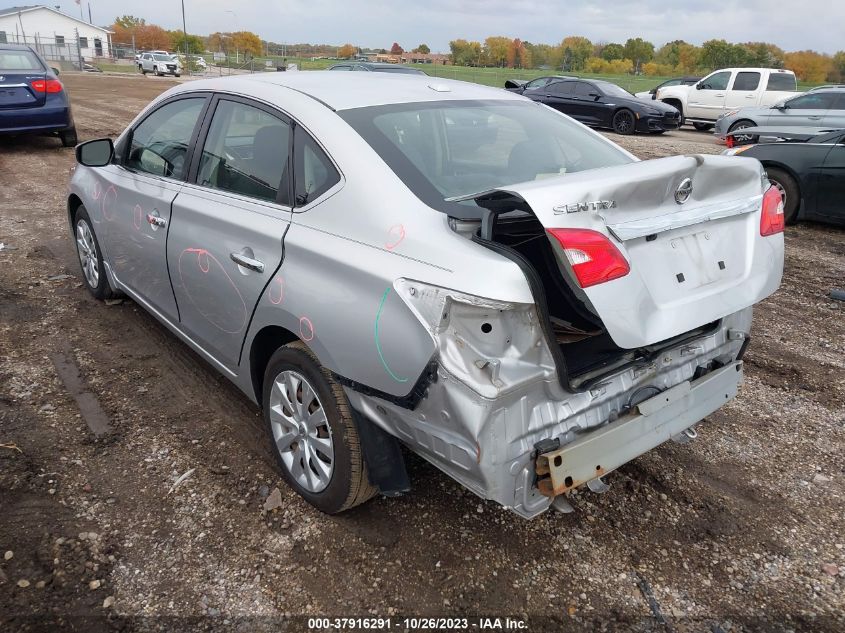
760,185,785,236
547,228,630,288
31,79,63,93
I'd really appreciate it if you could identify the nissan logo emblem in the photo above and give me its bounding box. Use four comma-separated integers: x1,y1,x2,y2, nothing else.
675,178,693,204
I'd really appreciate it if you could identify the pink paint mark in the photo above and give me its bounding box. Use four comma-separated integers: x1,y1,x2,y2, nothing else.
268,276,284,305
91,181,102,201
178,248,247,334
299,316,314,342
101,185,117,221
133,204,143,230
385,224,406,251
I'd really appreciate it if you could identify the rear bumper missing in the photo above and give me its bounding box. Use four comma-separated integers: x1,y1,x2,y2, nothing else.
535,360,742,497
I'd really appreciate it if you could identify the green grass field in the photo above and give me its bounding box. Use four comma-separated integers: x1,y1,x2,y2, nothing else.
91,56,821,92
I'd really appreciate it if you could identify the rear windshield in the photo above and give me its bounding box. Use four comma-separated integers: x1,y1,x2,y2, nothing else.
340,99,632,214
0,50,43,71
767,73,797,91
596,81,632,98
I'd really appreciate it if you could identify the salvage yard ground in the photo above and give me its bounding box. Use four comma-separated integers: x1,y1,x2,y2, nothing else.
1,73,844,632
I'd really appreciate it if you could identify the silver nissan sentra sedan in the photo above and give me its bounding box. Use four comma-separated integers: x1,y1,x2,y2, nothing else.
67,72,784,518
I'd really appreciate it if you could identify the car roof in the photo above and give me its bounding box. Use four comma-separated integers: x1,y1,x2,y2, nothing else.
0,43,35,51
174,71,526,111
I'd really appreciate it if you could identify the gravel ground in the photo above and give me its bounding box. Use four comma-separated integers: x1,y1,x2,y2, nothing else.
1,73,843,633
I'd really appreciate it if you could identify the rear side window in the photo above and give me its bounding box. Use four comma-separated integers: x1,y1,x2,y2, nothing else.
294,129,340,206
767,73,797,91
572,82,594,97
732,72,760,91
0,49,43,71
197,99,291,204
548,81,573,96
126,98,205,179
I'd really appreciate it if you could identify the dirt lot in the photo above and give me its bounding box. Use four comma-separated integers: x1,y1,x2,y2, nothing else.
1,73,843,633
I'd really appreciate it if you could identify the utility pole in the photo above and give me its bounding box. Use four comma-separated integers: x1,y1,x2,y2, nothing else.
180,0,189,75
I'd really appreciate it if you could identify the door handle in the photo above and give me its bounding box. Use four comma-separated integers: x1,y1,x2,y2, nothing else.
808,115,822,120
230,251,264,273
146,212,166,229
745,95,755,98
715,93,725,97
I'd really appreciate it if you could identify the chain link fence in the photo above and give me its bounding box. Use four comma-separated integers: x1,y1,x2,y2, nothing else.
2,33,114,70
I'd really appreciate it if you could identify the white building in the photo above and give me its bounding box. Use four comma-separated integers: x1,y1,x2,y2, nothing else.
0,5,113,62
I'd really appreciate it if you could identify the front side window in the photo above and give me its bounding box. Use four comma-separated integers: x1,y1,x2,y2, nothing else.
767,73,797,91
786,93,838,110
547,81,573,96
198,99,291,204
732,72,761,91
700,71,731,91
153,54,171,62
340,100,632,212
126,98,205,179
294,129,340,206
524,77,550,90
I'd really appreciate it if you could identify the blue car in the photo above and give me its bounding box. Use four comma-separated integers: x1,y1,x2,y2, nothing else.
0,44,77,147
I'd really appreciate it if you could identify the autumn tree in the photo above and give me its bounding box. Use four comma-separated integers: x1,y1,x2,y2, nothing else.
560,36,592,71
831,51,845,81
601,43,625,61
506,38,531,68
338,43,356,58
624,37,654,72
413,44,430,54
784,50,833,83
742,42,784,68
449,39,482,66
207,31,263,57
390,42,404,55
111,17,171,50
170,32,204,55
484,36,511,67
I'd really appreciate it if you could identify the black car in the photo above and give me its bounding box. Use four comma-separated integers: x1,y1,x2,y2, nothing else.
504,75,575,93
328,62,425,75
522,78,681,135
724,127,845,226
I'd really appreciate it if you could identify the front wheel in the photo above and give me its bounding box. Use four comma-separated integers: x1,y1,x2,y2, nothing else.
693,122,714,131
765,167,800,224
74,206,119,300
263,342,377,514
612,109,636,135
728,120,757,144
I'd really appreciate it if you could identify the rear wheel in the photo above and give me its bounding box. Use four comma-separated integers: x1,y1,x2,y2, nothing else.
693,122,714,131
73,206,119,300
59,127,77,147
612,109,636,135
765,167,800,224
263,342,377,514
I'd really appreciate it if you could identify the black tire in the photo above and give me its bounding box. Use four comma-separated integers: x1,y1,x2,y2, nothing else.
651,130,666,135
73,206,119,301
693,122,714,131
59,127,77,147
765,167,800,225
262,341,377,514
174,74,181,78
612,109,636,135
728,120,758,144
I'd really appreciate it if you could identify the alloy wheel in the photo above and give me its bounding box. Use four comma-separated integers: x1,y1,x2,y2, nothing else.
75,219,99,289
268,370,335,493
613,111,635,134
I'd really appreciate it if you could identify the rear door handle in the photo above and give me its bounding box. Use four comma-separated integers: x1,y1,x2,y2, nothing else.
146,212,166,229
808,115,822,120
230,251,264,273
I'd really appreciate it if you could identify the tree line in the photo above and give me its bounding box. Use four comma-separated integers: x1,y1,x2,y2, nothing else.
449,36,845,83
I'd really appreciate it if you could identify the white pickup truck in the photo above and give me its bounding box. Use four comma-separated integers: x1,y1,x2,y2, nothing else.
656,68,798,130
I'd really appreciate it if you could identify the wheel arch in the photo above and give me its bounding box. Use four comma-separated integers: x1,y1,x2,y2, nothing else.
729,118,757,131
760,160,803,196
67,193,84,227
249,325,301,405
661,98,683,112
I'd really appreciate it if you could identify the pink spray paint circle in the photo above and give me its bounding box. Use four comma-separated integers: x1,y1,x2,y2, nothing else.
385,224,406,251
91,181,102,201
133,204,143,230
268,276,284,305
101,185,117,221
299,316,315,342
178,248,247,334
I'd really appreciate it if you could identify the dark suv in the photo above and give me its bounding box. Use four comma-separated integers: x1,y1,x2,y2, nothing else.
328,61,425,75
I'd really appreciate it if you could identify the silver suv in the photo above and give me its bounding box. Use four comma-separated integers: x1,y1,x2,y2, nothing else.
138,52,181,77
68,73,784,518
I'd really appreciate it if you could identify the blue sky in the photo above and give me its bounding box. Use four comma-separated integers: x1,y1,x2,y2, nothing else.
46,0,845,54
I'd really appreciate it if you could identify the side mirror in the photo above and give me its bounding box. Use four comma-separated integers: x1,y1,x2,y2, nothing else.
696,83,703,90
774,102,787,110
51,66,60,76
76,138,113,166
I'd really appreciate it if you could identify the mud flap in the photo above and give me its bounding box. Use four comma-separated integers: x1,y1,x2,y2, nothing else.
351,409,411,497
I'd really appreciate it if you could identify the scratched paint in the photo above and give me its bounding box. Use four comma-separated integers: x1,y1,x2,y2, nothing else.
268,276,284,305
91,181,102,201
384,224,406,251
299,316,315,342
101,185,117,221
374,287,409,383
178,248,247,334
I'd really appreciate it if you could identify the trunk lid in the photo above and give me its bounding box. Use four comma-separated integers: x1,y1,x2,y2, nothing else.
0,71,47,109
492,154,783,349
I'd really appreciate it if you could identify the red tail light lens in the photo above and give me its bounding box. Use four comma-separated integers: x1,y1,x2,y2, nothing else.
760,185,785,236
547,228,630,288
31,79,63,93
